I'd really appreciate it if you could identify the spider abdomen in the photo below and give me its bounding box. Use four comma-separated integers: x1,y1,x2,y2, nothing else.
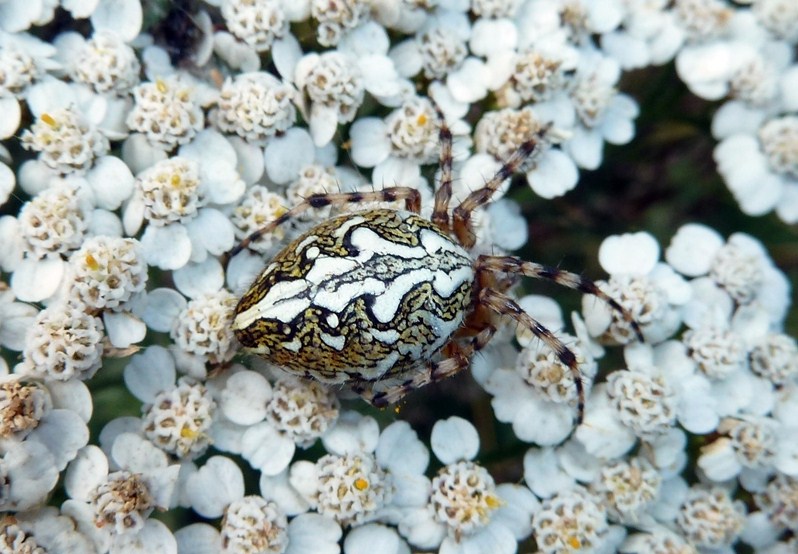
233,209,474,384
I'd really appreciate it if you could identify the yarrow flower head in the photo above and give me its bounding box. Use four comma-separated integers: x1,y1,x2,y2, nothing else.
69,31,140,94
137,157,204,226
296,51,365,146
749,333,798,385
384,97,438,162
142,376,215,459
475,106,548,164
497,46,577,108
67,236,147,310
606,368,678,440
312,0,370,47
213,72,296,144
698,415,779,482
21,304,104,381
127,78,205,150
171,289,238,364
676,486,746,548
591,457,663,525
683,326,746,379
758,116,798,181
21,109,109,174
417,26,467,80
221,0,288,52
430,460,502,540
231,185,288,254
265,377,340,448
0,378,49,440
674,0,733,42
17,184,88,260
221,496,288,553
0,47,37,99
308,451,391,527
286,164,340,221
752,0,798,42
91,470,155,534
532,486,610,554
755,474,798,531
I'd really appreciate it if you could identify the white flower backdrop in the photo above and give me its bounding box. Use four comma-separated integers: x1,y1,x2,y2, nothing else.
0,0,796,553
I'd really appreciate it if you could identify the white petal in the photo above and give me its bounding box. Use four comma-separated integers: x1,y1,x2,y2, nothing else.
123,345,176,402
111,432,168,473
697,438,741,482
286,513,342,554
350,118,390,167
141,288,187,333
0,162,17,206
264,127,315,184
664,223,724,277
0,98,21,140
141,224,192,270
186,456,244,518
241,423,296,475
711,100,767,140
185,208,236,260
272,34,303,83
528,149,578,199
309,103,340,147
322,411,380,455
228,136,265,185
33,409,89,470
359,55,402,98
25,77,77,115
174,523,221,554
565,127,603,170
11,257,65,302
446,58,490,103
431,417,479,464
173,257,225,299
65,445,108,501
389,39,422,78
112,519,177,554
0,0,41,33
122,133,168,175
91,0,142,42
598,232,660,276
376,421,429,475
259,469,311,516
220,370,272,426
103,311,146,348
88,208,123,237
470,18,517,57
523,447,573,499
344,524,407,554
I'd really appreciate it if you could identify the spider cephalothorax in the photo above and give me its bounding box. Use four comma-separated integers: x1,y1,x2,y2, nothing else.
231,104,640,422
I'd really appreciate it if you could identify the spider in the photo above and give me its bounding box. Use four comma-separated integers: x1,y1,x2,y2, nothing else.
230,103,641,423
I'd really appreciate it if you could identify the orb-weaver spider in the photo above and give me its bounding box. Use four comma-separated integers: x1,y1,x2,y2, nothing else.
230,101,640,423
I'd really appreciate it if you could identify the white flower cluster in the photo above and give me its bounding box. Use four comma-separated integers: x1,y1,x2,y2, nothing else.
0,0,796,553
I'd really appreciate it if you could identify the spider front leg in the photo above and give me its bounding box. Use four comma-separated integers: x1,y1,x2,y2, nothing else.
476,255,644,341
452,126,550,249
430,100,455,233
229,187,422,257
477,287,588,424
353,325,498,408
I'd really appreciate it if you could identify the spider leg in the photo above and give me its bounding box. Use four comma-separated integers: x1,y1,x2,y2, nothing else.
229,188,422,257
477,255,644,341
353,324,498,408
452,126,549,249
430,100,454,232
478,287,587,424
